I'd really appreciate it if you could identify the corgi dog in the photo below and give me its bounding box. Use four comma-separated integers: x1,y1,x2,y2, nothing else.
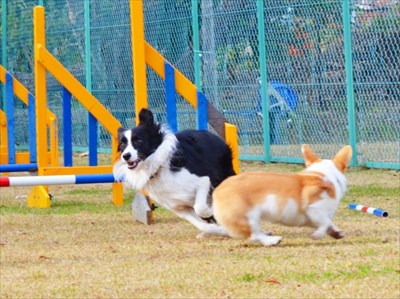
212,144,352,246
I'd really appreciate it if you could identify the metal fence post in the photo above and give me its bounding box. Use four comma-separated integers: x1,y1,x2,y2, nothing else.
192,0,201,91
256,0,271,162
342,0,358,166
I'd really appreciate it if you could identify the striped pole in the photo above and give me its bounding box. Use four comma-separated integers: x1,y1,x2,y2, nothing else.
0,174,116,187
348,203,388,218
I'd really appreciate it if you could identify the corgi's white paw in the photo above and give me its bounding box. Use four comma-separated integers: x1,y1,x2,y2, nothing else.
311,231,325,240
263,236,282,246
250,234,282,246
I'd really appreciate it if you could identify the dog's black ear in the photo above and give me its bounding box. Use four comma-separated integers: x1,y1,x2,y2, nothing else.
138,108,154,127
117,127,126,141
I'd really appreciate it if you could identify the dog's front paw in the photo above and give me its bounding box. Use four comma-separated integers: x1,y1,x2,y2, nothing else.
196,232,209,239
198,224,228,237
194,204,213,219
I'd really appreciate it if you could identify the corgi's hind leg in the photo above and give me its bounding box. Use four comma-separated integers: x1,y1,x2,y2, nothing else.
246,209,282,246
306,208,332,239
327,224,345,239
307,208,345,240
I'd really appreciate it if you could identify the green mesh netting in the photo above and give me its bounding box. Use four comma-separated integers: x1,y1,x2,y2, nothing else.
1,0,399,167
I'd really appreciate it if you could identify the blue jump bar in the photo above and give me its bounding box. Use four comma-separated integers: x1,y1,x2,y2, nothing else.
75,174,116,184
0,163,38,173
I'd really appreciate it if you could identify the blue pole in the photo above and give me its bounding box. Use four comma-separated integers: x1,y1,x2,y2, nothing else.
28,93,37,163
62,87,73,167
85,0,97,166
75,174,116,184
197,92,208,130
165,62,178,132
88,115,98,166
0,163,38,173
5,73,15,164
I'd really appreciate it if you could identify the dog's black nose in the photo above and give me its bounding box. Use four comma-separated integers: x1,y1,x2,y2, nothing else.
122,153,131,161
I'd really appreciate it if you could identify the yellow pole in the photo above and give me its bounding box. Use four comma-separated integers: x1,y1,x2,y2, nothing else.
34,6,47,174
130,1,154,222
112,136,123,206
30,5,50,208
130,0,148,125
224,122,240,174
47,114,59,166
0,110,8,155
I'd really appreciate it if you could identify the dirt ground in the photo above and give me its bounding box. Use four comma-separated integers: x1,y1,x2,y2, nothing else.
0,162,399,298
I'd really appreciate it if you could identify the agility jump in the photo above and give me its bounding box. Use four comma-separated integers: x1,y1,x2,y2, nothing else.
0,6,123,208
0,65,58,172
1,4,239,217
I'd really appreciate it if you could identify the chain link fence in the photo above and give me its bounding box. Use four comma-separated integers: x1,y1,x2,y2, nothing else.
1,0,399,168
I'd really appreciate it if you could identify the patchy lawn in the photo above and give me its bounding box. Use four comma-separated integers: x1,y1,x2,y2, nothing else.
1,162,399,298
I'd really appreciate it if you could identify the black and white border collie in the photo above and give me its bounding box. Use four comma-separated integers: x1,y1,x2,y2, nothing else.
113,108,235,237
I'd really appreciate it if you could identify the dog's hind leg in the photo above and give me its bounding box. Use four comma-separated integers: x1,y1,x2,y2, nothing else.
246,208,282,245
327,224,345,239
193,176,213,218
306,207,335,239
174,208,228,237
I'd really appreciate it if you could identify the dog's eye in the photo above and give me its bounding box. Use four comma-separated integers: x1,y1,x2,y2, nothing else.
118,142,127,151
133,139,143,145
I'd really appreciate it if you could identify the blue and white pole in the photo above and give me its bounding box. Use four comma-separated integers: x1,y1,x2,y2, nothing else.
348,203,388,218
0,174,116,187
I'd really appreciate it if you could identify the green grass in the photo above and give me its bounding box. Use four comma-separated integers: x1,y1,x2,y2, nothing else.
64,187,113,196
235,272,265,283
288,264,395,283
0,199,132,215
0,163,399,299
348,185,399,198
0,188,135,215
